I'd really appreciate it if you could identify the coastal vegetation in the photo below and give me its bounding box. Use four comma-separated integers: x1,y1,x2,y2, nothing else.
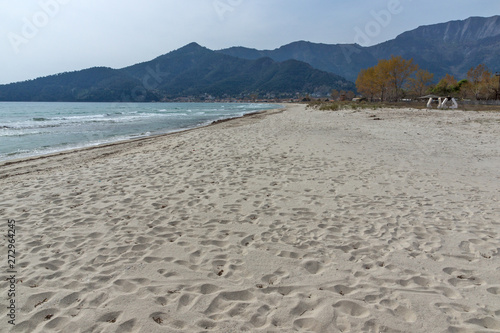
308,99,500,112
355,55,423,101
355,57,499,102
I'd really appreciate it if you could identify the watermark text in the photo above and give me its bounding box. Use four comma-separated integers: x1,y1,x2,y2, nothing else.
7,0,71,54
6,219,17,325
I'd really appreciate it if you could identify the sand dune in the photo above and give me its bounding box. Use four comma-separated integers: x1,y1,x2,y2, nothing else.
1,104,499,332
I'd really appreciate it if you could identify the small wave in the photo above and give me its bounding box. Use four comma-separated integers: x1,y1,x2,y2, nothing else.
58,114,106,121
0,130,50,138
5,114,151,130
32,117,50,121
6,149,31,157
5,122,64,130
152,109,188,115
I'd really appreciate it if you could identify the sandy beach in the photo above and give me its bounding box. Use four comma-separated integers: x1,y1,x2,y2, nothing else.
1,104,499,333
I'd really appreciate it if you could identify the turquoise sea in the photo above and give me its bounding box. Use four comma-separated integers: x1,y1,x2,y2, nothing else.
0,102,277,161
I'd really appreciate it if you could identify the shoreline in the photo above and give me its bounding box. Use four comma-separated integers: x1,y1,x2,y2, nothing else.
1,104,499,332
0,105,285,173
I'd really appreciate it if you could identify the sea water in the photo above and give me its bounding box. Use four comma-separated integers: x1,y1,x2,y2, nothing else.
0,102,278,162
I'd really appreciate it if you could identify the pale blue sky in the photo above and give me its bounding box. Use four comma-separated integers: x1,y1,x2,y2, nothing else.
0,0,498,84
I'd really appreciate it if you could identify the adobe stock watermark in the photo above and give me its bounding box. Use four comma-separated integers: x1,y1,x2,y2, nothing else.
342,0,411,64
7,0,71,54
213,0,243,21
354,0,411,46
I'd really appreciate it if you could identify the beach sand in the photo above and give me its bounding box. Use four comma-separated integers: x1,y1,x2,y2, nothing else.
1,104,499,332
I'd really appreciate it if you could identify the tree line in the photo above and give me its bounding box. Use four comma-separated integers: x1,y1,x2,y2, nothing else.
354,55,499,101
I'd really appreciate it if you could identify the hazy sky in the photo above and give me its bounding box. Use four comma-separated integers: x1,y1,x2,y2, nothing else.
0,0,498,84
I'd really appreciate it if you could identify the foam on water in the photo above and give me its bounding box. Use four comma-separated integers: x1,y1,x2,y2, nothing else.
0,102,279,161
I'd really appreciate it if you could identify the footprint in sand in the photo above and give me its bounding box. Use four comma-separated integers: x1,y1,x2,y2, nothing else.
204,289,255,317
117,319,138,333
176,292,197,311
17,308,60,332
261,269,289,286
59,291,82,307
150,312,168,326
21,291,56,312
277,250,301,259
195,283,221,295
155,296,168,306
466,317,500,331
392,305,417,323
240,234,255,246
330,284,357,296
97,311,123,323
302,260,324,274
196,319,217,330
293,317,325,332
487,286,500,295
112,279,139,293
333,300,370,318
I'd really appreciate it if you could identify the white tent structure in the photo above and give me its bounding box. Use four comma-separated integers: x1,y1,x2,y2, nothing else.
420,95,458,109
436,97,458,109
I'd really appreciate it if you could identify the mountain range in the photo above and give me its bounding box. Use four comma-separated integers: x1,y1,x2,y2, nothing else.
0,15,498,102
0,43,354,102
219,15,500,82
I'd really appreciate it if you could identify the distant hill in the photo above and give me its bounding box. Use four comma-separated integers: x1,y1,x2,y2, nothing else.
0,67,156,102
0,43,354,102
220,42,376,84
219,16,500,82
121,43,354,99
